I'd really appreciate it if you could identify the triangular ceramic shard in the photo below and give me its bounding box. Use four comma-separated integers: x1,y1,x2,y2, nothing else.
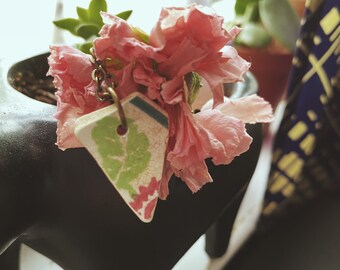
74,92,168,222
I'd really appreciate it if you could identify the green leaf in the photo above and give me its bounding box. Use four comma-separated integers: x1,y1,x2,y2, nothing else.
131,26,149,43
116,10,133,21
88,0,107,25
76,24,100,39
243,2,260,23
78,42,93,54
53,18,80,35
235,0,258,16
235,22,272,48
92,117,151,196
77,6,89,22
118,119,151,195
185,72,202,106
259,0,300,52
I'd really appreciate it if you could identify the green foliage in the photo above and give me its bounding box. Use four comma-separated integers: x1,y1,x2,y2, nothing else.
259,0,300,52
53,0,132,53
235,0,258,16
185,72,202,106
131,26,149,43
232,0,300,52
116,10,133,21
54,18,81,35
235,22,272,48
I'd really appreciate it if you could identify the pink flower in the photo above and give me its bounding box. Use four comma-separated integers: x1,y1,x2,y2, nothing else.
148,5,256,198
159,95,273,199
214,94,274,124
47,46,108,149
49,4,273,201
150,5,250,106
93,12,166,101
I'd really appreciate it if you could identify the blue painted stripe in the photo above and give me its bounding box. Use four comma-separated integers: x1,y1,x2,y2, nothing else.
130,96,168,128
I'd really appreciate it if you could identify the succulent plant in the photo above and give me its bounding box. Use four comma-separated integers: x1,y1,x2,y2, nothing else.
232,0,300,52
53,0,132,53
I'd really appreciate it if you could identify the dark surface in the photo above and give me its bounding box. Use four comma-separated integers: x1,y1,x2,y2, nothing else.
224,192,340,270
205,185,247,258
0,54,262,270
0,241,20,270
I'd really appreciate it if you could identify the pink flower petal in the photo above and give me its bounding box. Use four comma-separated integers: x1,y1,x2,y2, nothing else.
48,46,108,150
133,62,165,101
150,5,250,107
166,102,212,171
161,77,184,105
197,46,251,106
176,161,213,193
150,5,231,54
93,12,166,101
159,160,175,200
194,109,253,165
216,94,274,123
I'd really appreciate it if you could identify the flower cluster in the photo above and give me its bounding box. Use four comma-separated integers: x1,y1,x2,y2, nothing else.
48,4,273,199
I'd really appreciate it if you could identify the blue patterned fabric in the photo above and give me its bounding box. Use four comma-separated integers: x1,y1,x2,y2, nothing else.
263,0,339,216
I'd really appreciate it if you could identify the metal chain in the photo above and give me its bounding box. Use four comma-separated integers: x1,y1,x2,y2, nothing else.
90,48,112,102
89,48,128,133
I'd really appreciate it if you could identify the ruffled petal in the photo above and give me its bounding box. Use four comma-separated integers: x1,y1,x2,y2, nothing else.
216,94,274,124
133,63,165,101
150,5,230,55
159,160,175,200
48,45,108,150
161,77,185,104
177,161,213,193
95,12,165,62
195,109,253,165
166,102,212,171
158,37,207,78
197,46,251,106
54,104,83,150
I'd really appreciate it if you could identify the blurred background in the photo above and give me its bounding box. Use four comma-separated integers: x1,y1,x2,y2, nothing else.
0,0,236,62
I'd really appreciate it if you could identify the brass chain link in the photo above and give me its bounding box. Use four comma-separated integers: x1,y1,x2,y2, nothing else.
90,48,128,133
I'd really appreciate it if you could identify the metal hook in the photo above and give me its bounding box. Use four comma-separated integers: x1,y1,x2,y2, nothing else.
107,86,128,135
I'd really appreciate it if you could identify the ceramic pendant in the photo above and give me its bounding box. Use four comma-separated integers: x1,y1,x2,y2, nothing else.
74,92,168,222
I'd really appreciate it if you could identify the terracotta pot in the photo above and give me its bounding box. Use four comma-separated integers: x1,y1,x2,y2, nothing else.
289,0,306,18
237,45,293,110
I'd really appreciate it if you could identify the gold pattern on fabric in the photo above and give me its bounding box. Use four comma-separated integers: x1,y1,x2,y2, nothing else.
288,121,308,140
313,35,322,45
320,94,328,104
307,110,318,121
270,172,290,193
292,56,302,67
263,202,278,216
262,1,339,218
330,26,340,41
277,152,304,182
300,134,316,155
305,54,333,97
320,7,340,34
282,184,295,197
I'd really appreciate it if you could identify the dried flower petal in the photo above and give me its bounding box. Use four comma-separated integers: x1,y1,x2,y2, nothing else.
48,46,107,149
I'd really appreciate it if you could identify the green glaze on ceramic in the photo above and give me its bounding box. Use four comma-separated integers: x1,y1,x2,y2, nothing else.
74,92,169,222
92,116,151,196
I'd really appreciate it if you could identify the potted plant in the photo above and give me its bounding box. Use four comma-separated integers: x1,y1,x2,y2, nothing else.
229,0,303,110
0,2,274,268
